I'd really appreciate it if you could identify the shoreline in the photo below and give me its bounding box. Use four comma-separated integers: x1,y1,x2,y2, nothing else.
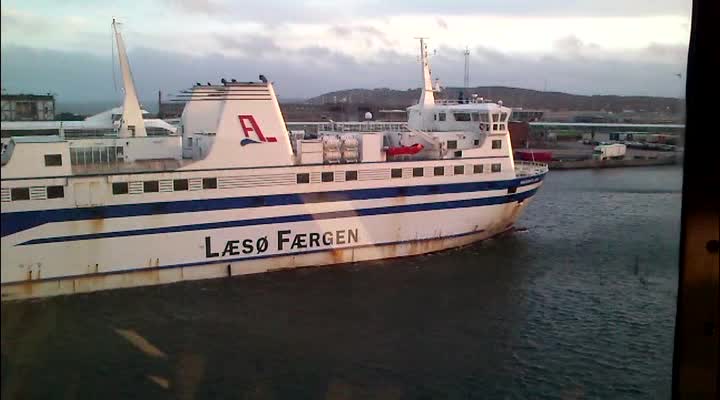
548,155,678,170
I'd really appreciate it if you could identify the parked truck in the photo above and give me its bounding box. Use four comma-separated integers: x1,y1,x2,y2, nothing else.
592,143,626,160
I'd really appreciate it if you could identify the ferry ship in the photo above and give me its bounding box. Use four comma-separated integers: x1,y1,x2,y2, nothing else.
0,22,548,300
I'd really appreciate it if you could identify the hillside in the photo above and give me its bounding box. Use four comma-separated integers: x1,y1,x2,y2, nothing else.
307,86,683,114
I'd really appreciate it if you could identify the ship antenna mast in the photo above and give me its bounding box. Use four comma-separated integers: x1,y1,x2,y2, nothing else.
415,37,435,106
112,18,147,137
463,46,470,98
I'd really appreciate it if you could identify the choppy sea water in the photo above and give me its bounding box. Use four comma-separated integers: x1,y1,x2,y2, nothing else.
1,166,682,399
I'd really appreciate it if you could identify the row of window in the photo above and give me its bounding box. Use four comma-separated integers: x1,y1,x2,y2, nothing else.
70,146,124,165
296,163,501,184
6,164,504,201
435,112,509,123
112,177,217,195
296,170,358,184
9,185,64,201
480,123,507,132
42,148,126,168
446,139,502,150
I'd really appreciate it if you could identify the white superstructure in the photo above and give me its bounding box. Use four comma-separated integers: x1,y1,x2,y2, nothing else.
1,32,547,300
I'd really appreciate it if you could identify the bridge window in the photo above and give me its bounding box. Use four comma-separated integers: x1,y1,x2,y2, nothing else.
412,167,424,177
11,187,30,201
112,182,129,195
391,168,402,178
501,112,509,122
453,113,471,121
70,146,122,165
447,140,458,149
203,177,217,189
479,113,490,122
492,113,500,122
492,140,502,149
144,181,159,193
93,147,103,163
491,163,502,173
44,154,62,166
173,179,189,191
321,172,334,182
296,173,310,184
434,166,445,176
345,171,358,181
454,165,465,175
46,185,64,199
438,113,446,121
471,112,480,121
473,164,484,174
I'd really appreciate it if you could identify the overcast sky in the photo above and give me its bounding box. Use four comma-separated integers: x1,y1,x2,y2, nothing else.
1,0,692,104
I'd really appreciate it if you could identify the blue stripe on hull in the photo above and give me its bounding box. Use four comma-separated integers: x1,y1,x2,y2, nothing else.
2,224,508,287
2,174,545,238
19,189,538,246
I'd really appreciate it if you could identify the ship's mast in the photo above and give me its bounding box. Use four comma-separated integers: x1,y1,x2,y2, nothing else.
463,47,470,96
112,19,146,137
417,38,435,106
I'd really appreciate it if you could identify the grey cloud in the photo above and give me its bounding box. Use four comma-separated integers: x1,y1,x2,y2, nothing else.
473,46,508,63
436,17,448,30
1,10,110,53
1,13,23,33
362,0,691,18
407,41,686,97
328,24,390,46
330,26,352,37
212,32,357,65
1,40,687,112
164,0,358,24
642,43,688,63
164,0,221,15
214,33,281,55
161,0,691,24
297,46,333,58
0,45,115,102
554,35,584,53
1,9,57,36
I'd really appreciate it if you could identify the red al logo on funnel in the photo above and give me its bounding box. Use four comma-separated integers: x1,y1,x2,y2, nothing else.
239,115,277,145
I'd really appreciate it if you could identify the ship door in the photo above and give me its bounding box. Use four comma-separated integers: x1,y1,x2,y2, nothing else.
74,182,103,207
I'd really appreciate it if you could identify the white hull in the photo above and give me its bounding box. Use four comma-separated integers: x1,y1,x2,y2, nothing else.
1,198,535,301
1,170,543,300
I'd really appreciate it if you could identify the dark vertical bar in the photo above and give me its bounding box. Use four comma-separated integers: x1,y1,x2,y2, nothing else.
672,0,720,397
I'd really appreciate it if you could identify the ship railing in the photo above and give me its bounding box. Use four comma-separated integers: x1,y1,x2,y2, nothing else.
434,99,491,105
318,122,409,133
514,160,549,177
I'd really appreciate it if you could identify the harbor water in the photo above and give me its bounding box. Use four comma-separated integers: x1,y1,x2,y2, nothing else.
1,166,682,399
